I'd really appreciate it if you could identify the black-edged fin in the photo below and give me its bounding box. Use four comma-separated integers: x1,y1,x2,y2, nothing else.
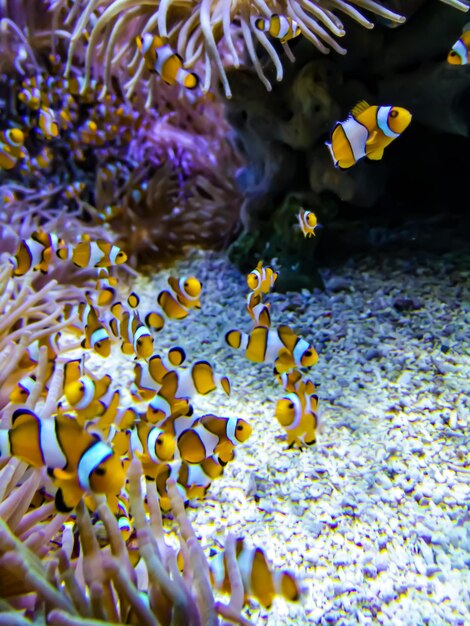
11,408,39,427
55,488,74,513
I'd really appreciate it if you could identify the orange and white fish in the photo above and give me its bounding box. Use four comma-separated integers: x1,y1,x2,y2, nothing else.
57,238,127,268
254,14,301,44
112,421,176,474
209,537,300,608
166,413,252,465
158,276,202,320
298,208,318,238
38,107,59,140
95,269,118,306
136,34,199,89
246,261,278,296
12,230,65,276
155,456,224,510
0,408,125,512
246,292,271,327
132,347,187,400
275,381,319,448
225,325,318,374
448,23,470,64
79,303,113,357
62,358,113,422
326,101,412,169
0,128,27,170
109,307,154,360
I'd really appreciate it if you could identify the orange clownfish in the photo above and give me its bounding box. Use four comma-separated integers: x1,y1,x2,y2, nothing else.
275,380,319,449
38,107,59,140
246,261,278,296
209,537,300,608
158,275,202,320
136,34,199,89
448,23,470,64
326,101,412,169
298,209,318,238
57,239,127,268
225,325,318,374
0,409,125,512
246,292,271,328
254,14,301,44
0,128,27,170
12,231,65,276
154,457,224,510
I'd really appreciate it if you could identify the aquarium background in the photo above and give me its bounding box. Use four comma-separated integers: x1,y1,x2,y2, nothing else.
0,1,469,624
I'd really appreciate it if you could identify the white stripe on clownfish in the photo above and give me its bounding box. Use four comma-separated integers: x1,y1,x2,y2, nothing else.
77,441,113,491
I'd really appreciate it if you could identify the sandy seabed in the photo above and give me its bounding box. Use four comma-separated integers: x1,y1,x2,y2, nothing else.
118,246,469,626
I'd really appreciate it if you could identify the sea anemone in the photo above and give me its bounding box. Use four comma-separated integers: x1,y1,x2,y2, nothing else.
60,0,469,98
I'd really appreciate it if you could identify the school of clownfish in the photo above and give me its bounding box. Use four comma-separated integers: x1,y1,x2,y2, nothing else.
0,231,304,608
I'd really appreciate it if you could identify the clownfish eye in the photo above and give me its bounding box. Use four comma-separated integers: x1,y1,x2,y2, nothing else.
79,384,85,392
156,437,163,445
236,424,244,431
449,51,457,56
305,350,312,357
390,110,398,118
136,338,142,345
288,402,294,409
94,467,106,476
96,341,102,348
184,281,189,288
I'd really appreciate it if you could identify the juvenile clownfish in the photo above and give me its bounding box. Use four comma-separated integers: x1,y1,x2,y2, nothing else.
275,381,319,449
38,107,59,140
0,128,27,170
247,261,278,296
157,276,202,320
163,413,252,465
57,238,127,268
325,101,412,169
209,537,300,608
246,292,271,328
448,23,470,64
154,457,224,510
124,291,165,333
0,409,125,512
136,34,199,90
254,14,301,44
298,208,318,238
18,83,42,110
12,230,65,276
225,325,318,374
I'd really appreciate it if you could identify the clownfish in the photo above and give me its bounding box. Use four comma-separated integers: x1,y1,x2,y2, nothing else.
79,303,113,357
18,84,42,110
448,23,470,64
246,292,271,328
95,269,119,306
154,457,224,510
225,325,318,374
254,14,301,44
298,209,318,238
9,374,45,403
121,291,165,333
326,101,412,169
164,414,252,465
132,347,187,400
275,381,319,449
209,537,300,608
57,238,127,268
136,34,199,89
0,409,125,512
247,261,278,296
157,276,202,320
38,107,59,140
11,231,65,276
112,421,176,477
0,128,27,170
62,359,113,422
109,308,154,360
155,360,230,402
